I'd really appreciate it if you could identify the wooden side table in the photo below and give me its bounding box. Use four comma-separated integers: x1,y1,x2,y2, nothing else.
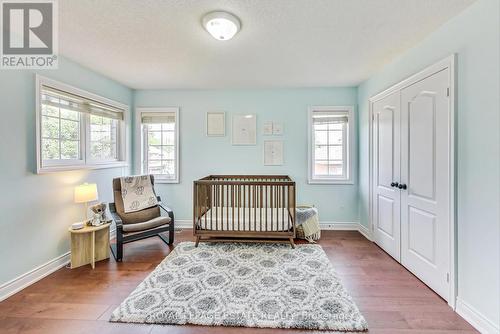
68,223,111,269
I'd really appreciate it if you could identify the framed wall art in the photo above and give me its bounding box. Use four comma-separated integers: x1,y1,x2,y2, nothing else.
232,114,256,145
264,140,283,165
206,111,225,136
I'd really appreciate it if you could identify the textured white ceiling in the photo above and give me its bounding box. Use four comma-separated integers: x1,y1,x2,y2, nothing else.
59,0,475,89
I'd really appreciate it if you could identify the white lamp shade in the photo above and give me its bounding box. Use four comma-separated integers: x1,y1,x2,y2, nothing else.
74,183,98,203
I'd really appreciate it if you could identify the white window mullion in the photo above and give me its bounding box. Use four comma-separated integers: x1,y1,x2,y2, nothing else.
58,110,62,160
83,113,89,164
326,126,330,174
143,125,149,174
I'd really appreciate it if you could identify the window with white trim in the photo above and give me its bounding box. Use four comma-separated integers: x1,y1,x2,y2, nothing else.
139,108,179,183
308,106,354,184
36,76,127,173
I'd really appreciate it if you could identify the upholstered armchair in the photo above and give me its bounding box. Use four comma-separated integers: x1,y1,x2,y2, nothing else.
109,175,174,261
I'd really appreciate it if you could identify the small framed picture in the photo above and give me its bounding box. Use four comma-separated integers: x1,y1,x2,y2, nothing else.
272,122,283,135
263,121,273,135
264,140,284,165
206,112,225,136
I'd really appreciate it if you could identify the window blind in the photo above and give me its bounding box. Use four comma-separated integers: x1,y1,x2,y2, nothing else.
141,112,176,124
41,85,124,120
312,111,348,124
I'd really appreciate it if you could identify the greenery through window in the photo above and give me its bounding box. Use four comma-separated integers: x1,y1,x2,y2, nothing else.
37,77,126,172
41,100,81,161
145,123,176,176
90,115,118,161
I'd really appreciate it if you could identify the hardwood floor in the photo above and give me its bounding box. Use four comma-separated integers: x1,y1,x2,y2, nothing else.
0,230,477,334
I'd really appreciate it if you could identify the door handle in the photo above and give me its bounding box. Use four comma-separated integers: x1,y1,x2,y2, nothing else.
391,182,399,187
398,183,407,190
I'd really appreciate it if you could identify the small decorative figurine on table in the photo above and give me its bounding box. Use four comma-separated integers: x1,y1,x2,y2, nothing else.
88,202,108,226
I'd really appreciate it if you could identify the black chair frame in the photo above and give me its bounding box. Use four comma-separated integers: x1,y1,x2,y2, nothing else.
109,196,174,261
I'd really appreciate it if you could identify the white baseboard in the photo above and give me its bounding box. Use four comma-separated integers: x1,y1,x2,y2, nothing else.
319,221,372,240
175,219,192,228
0,252,70,302
319,221,359,230
357,223,373,241
456,297,499,334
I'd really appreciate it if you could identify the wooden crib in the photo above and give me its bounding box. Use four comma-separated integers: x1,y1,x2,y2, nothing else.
193,175,296,247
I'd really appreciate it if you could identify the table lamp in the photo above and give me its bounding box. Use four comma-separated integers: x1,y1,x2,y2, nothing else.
74,183,98,220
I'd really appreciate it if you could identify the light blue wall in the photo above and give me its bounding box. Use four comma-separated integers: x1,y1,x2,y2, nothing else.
0,57,133,286
134,88,359,222
357,0,499,326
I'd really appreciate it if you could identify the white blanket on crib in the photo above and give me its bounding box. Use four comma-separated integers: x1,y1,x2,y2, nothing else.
197,206,291,232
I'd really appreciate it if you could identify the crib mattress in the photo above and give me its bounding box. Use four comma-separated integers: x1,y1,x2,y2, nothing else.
196,206,291,232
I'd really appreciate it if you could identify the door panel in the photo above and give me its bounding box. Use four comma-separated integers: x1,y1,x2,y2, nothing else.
372,92,401,261
401,69,450,300
408,206,436,264
408,93,436,200
377,195,395,236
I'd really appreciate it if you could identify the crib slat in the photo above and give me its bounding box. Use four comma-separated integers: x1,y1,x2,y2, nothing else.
209,185,212,230
265,185,268,232
232,184,235,233
239,184,242,231
215,185,219,231
276,185,279,230
248,185,251,232
196,184,200,229
203,185,206,229
242,185,246,231
259,185,263,232
226,184,229,231
223,184,225,231
282,185,285,232
270,185,274,231
221,183,224,231
247,185,250,232
253,185,256,232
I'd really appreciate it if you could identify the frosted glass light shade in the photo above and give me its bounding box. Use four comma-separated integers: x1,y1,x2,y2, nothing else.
74,183,98,203
202,11,241,41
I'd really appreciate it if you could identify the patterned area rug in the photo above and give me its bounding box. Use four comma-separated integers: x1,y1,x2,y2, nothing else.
110,242,368,331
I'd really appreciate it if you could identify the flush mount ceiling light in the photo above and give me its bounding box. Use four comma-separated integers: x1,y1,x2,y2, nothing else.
202,11,241,41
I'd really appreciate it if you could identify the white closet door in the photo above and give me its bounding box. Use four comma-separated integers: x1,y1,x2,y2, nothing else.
400,68,451,300
372,92,401,261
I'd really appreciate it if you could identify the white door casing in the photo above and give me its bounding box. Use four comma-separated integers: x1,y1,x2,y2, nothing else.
369,56,455,305
372,92,401,261
400,68,451,300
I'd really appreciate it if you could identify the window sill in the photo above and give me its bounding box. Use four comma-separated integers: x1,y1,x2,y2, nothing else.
308,179,354,185
37,161,128,174
154,179,179,184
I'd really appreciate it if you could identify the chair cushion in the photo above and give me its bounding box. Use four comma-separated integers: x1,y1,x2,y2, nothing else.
122,216,171,233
